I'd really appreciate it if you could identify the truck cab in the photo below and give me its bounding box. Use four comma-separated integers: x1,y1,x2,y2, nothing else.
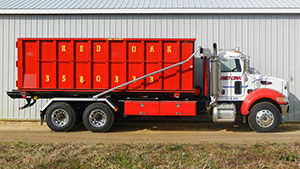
218,50,288,101
213,49,289,132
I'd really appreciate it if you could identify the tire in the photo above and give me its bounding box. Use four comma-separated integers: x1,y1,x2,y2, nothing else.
82,103,115,132
46,102,76,132
248,102,280,132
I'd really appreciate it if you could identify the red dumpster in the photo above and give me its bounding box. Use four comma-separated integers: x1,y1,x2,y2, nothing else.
16,38,196,94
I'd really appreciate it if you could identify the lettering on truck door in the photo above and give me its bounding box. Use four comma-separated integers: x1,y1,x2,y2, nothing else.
219,58,246,101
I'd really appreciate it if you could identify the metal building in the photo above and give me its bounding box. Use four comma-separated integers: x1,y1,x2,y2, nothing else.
0,0,300,121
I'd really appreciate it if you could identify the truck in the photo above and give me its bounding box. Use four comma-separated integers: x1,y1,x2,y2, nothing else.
7,38,289,132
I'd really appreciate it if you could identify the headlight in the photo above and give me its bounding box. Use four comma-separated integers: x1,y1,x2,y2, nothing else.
276,96,288,104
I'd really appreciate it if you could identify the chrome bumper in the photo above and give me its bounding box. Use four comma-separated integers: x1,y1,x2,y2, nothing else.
280,104,289,115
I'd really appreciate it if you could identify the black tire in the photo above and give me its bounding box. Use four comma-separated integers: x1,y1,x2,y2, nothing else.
45,102,76,132
82,103,115,132
248,102,280,132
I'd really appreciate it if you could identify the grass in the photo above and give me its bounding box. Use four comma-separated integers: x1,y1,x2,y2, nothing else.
0,142,299,169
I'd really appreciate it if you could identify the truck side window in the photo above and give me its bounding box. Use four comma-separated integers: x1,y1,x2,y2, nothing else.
220,59,241,72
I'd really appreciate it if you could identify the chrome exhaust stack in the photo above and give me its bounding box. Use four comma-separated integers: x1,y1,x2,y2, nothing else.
208,43,236,123
207,43,221,113
210,43,220,100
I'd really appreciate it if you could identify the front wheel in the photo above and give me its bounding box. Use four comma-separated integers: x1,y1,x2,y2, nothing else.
82,103,115,132
248,102,280,132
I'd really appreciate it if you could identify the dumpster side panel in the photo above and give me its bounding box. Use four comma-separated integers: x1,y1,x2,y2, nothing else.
128,41,145,90
181,41,194,90
110,41,127,89
16,38,197,94
23,40,39,89
163,41,180,90
75,41,91,89
41,40,56,89
93,41,109,89
145,41,162,90
58,41,74,89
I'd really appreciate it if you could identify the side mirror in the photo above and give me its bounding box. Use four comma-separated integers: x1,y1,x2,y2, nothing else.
243,58,249,73
243,58,249,81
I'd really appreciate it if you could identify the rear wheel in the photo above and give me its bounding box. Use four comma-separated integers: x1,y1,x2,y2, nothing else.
46,102,76,132
82,103,115,132
248,102,280,132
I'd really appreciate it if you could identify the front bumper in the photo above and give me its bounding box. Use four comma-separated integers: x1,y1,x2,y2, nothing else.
280,104,289,115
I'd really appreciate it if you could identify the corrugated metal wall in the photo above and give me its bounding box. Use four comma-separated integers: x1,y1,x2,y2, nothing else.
0,14,299,121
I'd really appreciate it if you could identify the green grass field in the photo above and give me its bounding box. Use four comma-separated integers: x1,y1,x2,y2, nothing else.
0,142,299,169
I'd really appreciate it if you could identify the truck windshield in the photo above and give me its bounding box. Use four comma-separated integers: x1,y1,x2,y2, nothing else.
220,59,241,72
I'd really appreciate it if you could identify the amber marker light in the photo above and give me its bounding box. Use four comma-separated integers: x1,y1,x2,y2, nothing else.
276,97,288,104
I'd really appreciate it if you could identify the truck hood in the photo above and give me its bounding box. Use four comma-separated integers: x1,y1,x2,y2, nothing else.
249,73,289,98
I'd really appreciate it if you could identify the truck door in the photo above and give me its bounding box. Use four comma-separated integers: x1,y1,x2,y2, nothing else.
219,58,245,101
229,59,245,100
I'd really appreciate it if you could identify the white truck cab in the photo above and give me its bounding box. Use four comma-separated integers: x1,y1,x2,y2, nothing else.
213,49,289,132
218,50,288,101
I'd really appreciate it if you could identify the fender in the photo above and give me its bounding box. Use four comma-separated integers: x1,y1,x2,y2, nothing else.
39,97,118,125
241,88,285,115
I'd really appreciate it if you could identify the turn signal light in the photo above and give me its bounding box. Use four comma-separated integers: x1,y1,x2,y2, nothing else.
276,97,288,104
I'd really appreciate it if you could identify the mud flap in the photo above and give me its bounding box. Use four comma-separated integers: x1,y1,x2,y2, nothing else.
40,112,45,126
280,114,284,124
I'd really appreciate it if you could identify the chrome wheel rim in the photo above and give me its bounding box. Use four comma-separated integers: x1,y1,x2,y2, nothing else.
51,109,69,127
256,109,274,128
89,109,107,127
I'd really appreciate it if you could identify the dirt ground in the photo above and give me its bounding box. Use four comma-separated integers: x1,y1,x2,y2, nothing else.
0,120,299,144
